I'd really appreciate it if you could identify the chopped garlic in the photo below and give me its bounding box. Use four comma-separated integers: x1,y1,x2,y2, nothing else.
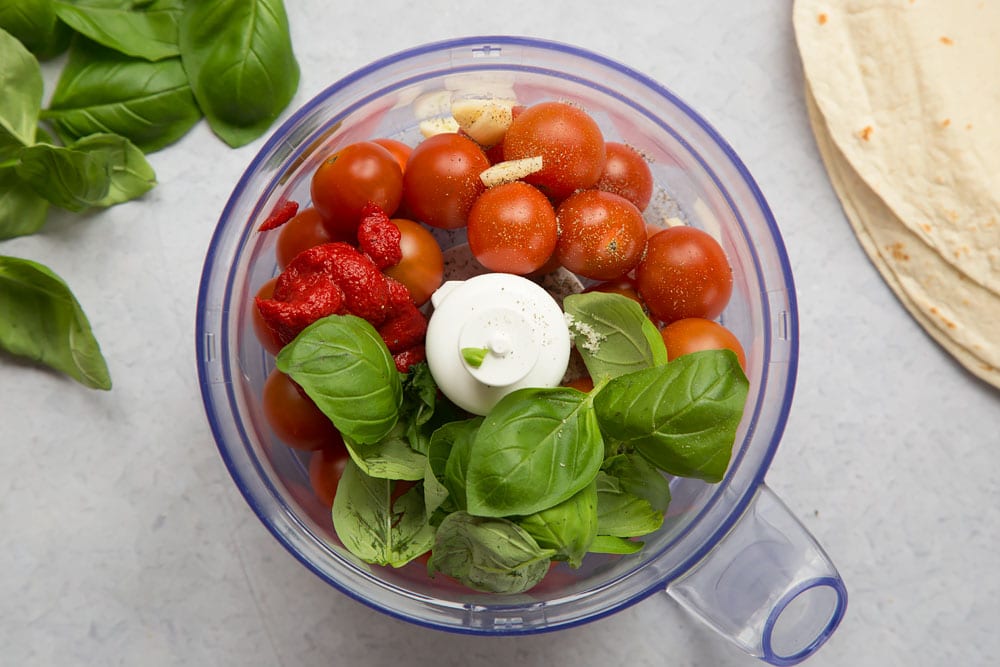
480,156,543,188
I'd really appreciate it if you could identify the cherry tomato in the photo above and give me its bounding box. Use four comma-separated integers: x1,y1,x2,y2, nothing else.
563,376,595,393
275,207,336,269
252,278,283,356
467,181,558,274
382,218,444,306
502,101,606,200
660,317,746,370
372,137,412,174
584,277,642,304
310,141,403,238
261,369,339,450
403,133,490,229
555,189,647,281
595,142,654,211
636,226,733,323
309,437,350,508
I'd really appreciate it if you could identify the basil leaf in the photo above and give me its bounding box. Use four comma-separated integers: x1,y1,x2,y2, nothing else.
70,133,156,206
179,0,299,147
564,291,667,384
422,456,450,520
53,0,181,61
466,387,604,518
275,314,402,445
400,361,459,455
440,417,481,512
332,460,434,568
0,167,49,239
0,26,43,148
518,480,598,568
0,0,70,59
602,453,672,513
0,256,110,389
593,350,749,482
44,37,201,153
588,535,643,555
427,511,555,594
595,471,663,538
343,423,426,481
15,142,111,211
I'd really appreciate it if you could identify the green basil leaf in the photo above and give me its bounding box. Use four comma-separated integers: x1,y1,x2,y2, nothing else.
53,0,181,61
439,417,481,512
332,460,434,568
0,256,110,389
602,453,672,513
0,26,43,148
0,167,49,239
594,471,663,538
422,456,451,520
70,133,156,206
427,511,555,594
466,387,604,518
343,423,426,481
518,480,598,568
43,37,201,153
275,314,402,445
178,0,299,147
400,361,460,455
15,142,111,211
564,291,667,384
593,350,749,482
0,1,70,59
588,535,643,555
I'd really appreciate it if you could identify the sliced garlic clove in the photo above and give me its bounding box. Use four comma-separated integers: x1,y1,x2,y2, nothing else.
479,156,543,188
419,116,461,138
451,98,517,146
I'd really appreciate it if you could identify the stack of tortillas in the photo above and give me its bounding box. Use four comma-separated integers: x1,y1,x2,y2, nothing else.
793,0,1000,389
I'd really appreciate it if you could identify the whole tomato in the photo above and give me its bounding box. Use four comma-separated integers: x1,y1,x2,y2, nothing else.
276,207,335,268
402,133,490,229
660,317,746,370
262,369,340,451
595,142,653,211
636,226,733,323
309,438,351,508
382,218,444,306
555,189,647,281
467,181,558,274
310,141,403,238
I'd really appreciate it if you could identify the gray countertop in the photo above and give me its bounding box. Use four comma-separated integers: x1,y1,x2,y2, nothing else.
3,2,998,665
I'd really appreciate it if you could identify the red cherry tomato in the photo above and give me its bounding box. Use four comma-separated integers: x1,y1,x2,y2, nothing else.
584,277,642,304
595,142,653,211
402,133,490,229
310,141,403,238
467,181,558,274
563,376,595,393
309,437,350,508
252,278,283,356
382,218,444,306
660,317,746,370
636,226,733,323
502,101,606,200
261,369,339,451
372,137,412,174
555,189,647,281
275,207,336,269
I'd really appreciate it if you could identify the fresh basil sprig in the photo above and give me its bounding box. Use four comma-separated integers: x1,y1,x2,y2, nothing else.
53,0,182,62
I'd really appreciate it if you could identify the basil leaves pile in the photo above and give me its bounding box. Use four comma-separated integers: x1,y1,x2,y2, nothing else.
279,292,750,594
0,0,300,388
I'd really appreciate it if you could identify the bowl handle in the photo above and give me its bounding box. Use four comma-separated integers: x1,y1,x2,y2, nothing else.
665,484,847,665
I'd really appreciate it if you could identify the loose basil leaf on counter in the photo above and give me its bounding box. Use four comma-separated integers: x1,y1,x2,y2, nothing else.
0,26,43,150
332,460,435,568
0,168,49,239
69,133,156,206
602,453,672,513
588,535,643,555
43,38,201,153
15,142,111,211
564,291,667,384
593,350,749,483
594,471,663,538
275,314,402,445
178,0,299,147
466,386,604,518
343,422,426,481
53,0,182,61
0,0,70,59
518,480,598,568
427,511,556,594
0,256,111,389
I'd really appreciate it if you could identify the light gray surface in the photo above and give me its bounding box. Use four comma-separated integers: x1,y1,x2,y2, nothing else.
3,2,998,665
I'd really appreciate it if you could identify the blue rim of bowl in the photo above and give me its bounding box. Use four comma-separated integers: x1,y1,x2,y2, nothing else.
196,34,800,633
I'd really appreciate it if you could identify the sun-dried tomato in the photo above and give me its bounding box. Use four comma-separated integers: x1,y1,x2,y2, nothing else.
357,202,402,269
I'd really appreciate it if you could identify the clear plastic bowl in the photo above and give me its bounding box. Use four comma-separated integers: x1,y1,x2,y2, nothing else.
196,36,846,666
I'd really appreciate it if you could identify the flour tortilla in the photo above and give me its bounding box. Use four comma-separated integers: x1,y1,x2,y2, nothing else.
793,0,1000,296
806,88,1000,389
